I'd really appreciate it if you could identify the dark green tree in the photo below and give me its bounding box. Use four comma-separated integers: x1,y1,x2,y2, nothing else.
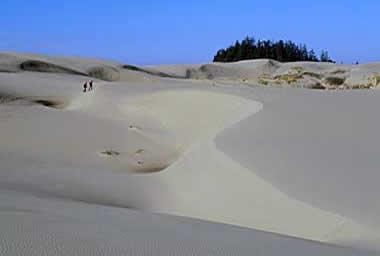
320,50,334,63
213,36,334,63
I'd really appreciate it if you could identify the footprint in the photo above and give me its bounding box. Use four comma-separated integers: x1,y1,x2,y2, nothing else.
100,150,121,157
128,125,142,131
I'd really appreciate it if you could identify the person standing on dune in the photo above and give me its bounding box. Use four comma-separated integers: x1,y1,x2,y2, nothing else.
83,81,88,92
89,80,93,91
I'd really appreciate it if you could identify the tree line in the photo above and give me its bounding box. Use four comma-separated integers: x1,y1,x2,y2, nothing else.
213,36,334,63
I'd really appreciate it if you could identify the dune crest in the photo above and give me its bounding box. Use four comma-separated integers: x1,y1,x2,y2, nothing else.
87,66,120,81
20,60,87,76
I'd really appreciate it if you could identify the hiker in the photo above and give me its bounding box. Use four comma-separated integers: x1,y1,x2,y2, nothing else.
83,81,88,92
89,80,93,91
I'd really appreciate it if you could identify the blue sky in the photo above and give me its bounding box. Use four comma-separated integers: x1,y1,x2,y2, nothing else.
1,0,379,65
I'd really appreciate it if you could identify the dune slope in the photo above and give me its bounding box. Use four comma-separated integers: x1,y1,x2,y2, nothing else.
1,53,380,255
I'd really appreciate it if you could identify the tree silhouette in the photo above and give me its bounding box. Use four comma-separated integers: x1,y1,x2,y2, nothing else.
320,50,334,63
213,36,334,63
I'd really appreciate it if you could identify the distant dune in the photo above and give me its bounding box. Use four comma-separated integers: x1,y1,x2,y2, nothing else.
2,52,380,88
0,52,121,81
1,52,380,255
147,59,380,89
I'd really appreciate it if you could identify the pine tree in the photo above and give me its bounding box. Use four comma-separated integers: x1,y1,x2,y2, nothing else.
320,50,335,63
308,50,318,62
233,41,242,61
212,36,332,63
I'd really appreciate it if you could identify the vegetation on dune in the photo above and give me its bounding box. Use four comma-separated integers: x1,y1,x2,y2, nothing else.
291,66,304,73
272,66,305,84
303,72,323,79
257,67,324,86
352,84,372,89
213,36,334,63
258,78,269,85
363,74,380,88
373,75,380,86
274,73,304,84
330,69,347,75
310,82,325,89
324,77,346,86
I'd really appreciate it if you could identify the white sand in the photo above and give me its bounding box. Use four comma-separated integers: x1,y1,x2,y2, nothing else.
1,52,380,255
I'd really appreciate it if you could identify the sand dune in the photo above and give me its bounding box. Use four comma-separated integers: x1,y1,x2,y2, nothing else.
1,52,380,255
123,64,189,79
0,52,121,81
3,51,379,88
2,189,377,256
148,59,380,89
20,60,88,76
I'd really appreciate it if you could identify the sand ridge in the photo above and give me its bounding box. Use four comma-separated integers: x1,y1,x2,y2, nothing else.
1,52,380,255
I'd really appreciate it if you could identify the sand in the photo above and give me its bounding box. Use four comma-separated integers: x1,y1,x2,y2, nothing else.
1,52,380,255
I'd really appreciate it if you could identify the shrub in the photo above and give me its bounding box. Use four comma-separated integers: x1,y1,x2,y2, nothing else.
303,72,323,79
291,66,304,73
324,77,345,86
274,73,303,84
330,69,347,75
258,78,269,85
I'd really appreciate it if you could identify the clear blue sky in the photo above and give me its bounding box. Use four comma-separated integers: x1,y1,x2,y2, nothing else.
1,0,379,65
